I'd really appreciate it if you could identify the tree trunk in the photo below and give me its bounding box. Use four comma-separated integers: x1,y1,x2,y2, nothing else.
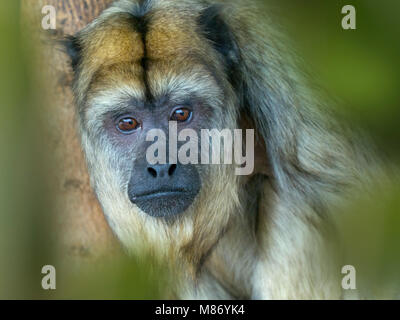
21,0,120,264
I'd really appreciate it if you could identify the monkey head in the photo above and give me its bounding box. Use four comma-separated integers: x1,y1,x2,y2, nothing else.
64,1,251,267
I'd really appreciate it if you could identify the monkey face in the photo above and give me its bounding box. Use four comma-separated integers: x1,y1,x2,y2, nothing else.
83,57,234,219
123,107,203,219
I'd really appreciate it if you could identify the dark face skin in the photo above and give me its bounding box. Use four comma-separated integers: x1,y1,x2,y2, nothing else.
128,158,201,218
103,97,212,218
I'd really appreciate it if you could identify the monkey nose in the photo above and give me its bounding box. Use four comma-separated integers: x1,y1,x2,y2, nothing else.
146,164,177,178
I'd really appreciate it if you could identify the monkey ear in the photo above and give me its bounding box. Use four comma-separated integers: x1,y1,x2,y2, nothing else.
199,5,240,76
61,35,82,71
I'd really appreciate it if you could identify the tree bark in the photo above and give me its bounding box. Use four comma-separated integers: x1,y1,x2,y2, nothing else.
21,0,120,264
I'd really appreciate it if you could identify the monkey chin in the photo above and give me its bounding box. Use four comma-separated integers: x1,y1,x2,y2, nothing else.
128,190,199,219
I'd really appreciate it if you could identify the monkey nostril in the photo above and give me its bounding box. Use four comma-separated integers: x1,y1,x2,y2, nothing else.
147,164,176,178
147,167,157,178
168,164,177,176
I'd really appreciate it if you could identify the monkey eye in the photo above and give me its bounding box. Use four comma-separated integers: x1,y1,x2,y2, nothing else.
117,117,140,133
170,107,192,122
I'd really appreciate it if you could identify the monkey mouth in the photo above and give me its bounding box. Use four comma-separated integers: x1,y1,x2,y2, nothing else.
128,187,199,218
131,188,188,201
